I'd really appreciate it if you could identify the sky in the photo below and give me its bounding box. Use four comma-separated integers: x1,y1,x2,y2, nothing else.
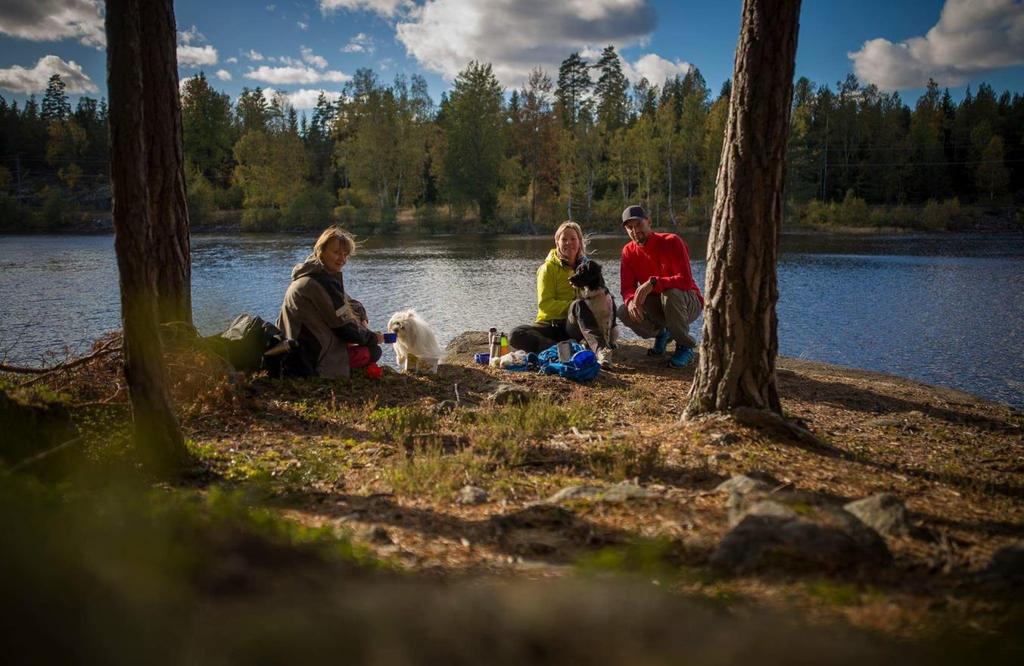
0,0,1022,112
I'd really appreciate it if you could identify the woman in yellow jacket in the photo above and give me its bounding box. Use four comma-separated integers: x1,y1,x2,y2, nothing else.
509,221,586,353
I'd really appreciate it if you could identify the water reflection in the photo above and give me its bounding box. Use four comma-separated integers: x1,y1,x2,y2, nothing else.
1,232,1021,409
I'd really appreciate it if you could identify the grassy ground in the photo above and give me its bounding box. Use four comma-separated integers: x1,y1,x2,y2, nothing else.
3,332,1023,661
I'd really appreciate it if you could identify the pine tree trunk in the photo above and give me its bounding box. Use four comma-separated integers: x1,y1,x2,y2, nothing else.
106,0,189,471
140,0,192,325
685,0,801,418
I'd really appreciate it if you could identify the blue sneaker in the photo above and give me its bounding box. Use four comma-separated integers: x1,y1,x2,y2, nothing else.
668,346,696,368
647,328,672,356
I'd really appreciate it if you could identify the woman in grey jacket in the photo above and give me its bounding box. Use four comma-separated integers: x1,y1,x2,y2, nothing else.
277,226,384,378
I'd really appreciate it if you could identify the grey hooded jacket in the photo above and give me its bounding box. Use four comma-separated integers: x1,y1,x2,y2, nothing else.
276,255,370,379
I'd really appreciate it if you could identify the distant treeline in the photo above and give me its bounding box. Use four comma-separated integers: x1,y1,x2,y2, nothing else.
2,46,1022,233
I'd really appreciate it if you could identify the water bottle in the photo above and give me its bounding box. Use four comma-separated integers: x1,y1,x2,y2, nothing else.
500,332,509,357
489,327,500,360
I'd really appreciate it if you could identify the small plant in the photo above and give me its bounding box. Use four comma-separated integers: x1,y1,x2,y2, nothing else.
368,406,436,441
585,438,663,481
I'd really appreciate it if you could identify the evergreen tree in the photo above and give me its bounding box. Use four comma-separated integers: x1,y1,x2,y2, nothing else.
441,61,505,222
41,74,71,122
181,72,234,185
556,52,592,129
593,46,629,131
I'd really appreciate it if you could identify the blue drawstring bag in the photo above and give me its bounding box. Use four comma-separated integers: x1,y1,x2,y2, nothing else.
536,342,601,383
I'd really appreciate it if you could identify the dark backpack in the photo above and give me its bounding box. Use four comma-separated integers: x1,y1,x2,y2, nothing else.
204,314,294,376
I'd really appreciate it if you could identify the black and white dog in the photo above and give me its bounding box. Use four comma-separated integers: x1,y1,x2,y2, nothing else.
567,259,618,366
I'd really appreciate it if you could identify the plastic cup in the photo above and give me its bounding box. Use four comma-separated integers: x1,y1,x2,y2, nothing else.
383,332,397,343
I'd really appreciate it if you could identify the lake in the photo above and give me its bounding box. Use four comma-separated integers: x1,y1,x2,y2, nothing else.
1,232,1022,410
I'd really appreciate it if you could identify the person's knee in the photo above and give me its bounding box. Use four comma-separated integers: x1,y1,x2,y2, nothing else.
509,326,532,350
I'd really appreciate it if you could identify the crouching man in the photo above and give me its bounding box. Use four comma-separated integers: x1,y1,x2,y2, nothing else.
616,205,704,368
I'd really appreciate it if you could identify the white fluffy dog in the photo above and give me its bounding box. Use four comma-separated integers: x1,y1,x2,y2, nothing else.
387,309,444,374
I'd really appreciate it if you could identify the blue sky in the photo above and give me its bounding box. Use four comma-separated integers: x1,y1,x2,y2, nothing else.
1,0,1022,112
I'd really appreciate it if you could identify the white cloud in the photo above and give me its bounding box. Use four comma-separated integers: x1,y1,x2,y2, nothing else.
395,0,656,87
0,0,105,48
301,46,328,68
342,32,375,53
178,44,219,67
625,53,692,85
246,49,265,61
245,65,352,84
320,0,413,18
215,69,232,81
0,55,98,94
267,4,276,11
286,88,343,109
298,21,309,30
178,25,205,45
226,56,238,64
849,0,1024,90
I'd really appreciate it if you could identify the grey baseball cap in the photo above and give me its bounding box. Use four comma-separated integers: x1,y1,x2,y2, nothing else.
621,204,647,225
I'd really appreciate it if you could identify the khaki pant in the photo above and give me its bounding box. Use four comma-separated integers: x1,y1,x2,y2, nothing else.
615,288,702,349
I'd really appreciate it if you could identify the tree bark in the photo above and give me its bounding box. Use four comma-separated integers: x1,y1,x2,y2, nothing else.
685,0,801,417
106,0,190,472
140,0,192,325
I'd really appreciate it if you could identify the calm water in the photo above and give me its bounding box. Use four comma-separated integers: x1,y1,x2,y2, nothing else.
1,232,1022,409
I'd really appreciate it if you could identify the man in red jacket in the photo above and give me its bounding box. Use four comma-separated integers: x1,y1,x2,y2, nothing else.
616,205,704,368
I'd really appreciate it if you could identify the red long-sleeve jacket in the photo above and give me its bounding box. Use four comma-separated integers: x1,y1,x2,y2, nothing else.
619,232,703,306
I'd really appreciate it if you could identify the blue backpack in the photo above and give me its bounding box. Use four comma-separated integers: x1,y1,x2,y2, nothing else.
535,342,601,383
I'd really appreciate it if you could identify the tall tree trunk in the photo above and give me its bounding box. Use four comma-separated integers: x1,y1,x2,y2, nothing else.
140,0,192,325
107,0,189,471
685,0,801,417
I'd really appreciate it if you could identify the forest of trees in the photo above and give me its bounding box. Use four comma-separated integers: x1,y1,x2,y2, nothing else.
1,46,1022,233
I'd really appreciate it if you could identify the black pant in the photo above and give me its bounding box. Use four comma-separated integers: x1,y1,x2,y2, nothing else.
509,320,571,353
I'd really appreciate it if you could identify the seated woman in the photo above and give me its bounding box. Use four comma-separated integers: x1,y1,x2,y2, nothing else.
510,221,615,367
277,226,383,378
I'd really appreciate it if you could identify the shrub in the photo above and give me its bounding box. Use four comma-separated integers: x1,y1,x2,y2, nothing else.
39,187,75,229
0,193,33,231
835,190,870,227
334,204,359,228
240,207,281,231
213,182,244,210
185,169,216,226
283,188,335,230
920,198,962,232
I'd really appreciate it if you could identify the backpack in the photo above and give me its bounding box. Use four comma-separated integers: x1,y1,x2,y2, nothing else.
535,342,601,383
203,314,294,376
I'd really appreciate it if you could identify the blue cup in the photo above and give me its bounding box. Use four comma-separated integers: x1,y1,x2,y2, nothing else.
383,332,397,344
474,352,490,365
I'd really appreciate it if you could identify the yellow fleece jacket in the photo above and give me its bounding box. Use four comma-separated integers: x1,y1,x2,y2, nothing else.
535,248,579,322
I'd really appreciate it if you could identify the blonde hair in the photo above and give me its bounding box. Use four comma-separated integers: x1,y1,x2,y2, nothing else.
554,221,587,259
313,226,356,261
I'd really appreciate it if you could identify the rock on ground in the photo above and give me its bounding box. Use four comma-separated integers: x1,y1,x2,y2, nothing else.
981,540,1024,585
843,493,911,537
457,485,489,505
491,384,533,406
711,506,892,574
